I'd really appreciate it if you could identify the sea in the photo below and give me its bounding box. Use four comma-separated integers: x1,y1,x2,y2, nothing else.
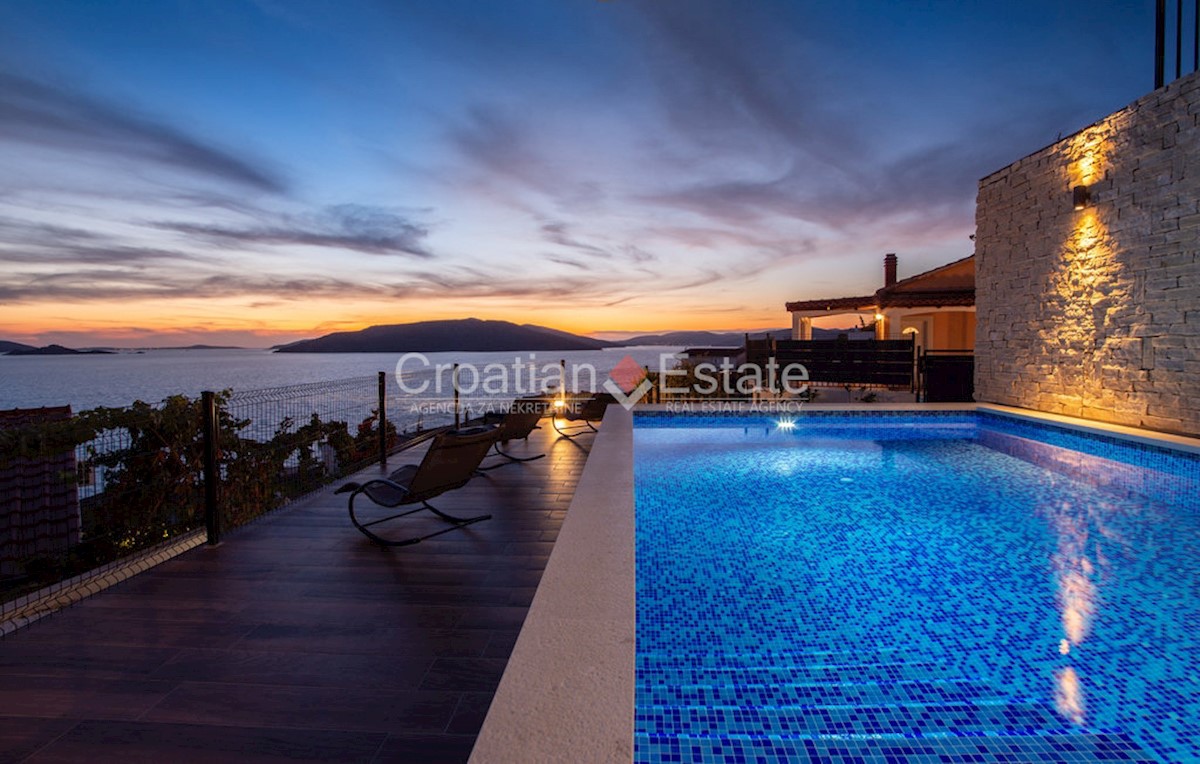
0,346,685,414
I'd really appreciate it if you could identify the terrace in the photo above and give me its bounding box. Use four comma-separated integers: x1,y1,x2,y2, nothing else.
4,402,1200,762
0,423,588,763
2,14,1199,763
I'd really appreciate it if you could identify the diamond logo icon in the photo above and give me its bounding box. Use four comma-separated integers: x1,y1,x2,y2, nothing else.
608,355,647,394
604,355,653,410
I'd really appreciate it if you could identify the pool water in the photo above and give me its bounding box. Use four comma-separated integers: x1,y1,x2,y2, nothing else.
633,413,1200,764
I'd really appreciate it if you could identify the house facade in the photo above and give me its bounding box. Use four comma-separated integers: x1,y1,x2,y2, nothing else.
786,253,976,353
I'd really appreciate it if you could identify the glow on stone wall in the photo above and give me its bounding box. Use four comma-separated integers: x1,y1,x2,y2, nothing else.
977,71,1200,434
1048,121,1125,414
1066,124,1114,187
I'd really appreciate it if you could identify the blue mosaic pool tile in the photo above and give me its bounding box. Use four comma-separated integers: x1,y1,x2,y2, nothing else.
637,678,1006,710
636,699,1073,738
633,732,1161,764
634,413,1200,763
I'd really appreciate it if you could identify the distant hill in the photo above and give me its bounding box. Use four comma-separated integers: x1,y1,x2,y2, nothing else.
0,340,35,354
152,345,246,350
6,344,114,356
275,318,617,353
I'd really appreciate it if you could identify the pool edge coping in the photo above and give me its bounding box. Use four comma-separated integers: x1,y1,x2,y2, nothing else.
470,401,1200,763
470,405,636,764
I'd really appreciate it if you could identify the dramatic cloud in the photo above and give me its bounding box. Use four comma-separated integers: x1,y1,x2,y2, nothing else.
446,106,571,208
0,71,284,193
0,217,207,266
154,204,435,258
0,1,1151,343
630,2,862,166
613,2,1104,239
0,256,634,308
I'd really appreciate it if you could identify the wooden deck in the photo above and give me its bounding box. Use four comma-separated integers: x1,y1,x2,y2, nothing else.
0,424,592,763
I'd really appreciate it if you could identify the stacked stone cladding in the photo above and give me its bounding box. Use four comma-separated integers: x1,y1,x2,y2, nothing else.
975,70,1200,436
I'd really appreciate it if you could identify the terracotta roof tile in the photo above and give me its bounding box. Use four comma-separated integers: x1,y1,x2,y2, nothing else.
785,295,877,312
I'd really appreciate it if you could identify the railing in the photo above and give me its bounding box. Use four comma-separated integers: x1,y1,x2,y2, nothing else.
209,374,394,537
919,349,975,403
0,372,435,606
1156,0,1199,89
747,338,916,389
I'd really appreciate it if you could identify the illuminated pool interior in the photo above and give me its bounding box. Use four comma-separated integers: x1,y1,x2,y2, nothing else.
633,412,1200,763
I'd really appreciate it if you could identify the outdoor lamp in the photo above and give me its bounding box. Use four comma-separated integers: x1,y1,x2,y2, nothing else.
1073,184,1090,210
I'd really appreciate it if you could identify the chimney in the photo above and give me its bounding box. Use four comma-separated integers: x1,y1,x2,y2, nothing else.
883,253,897,287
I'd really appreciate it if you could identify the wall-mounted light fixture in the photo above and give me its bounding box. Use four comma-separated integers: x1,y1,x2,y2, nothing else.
1072,184,1091,210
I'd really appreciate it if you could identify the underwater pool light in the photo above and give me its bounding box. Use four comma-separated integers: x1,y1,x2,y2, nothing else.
775,418,797,431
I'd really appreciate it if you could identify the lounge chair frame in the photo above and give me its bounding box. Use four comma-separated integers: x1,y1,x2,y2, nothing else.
336,426,499,547
478,398,550,470
551,393,613,438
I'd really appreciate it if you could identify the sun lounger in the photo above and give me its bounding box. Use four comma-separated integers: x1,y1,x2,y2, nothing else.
551,392,615,438
478,397,551,470
335,425,499,546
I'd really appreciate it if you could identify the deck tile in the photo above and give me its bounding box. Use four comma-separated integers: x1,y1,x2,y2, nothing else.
143,682,460,733
0,676,175,721
24,720,387,763
372,733,476,764
0,717,78,763
418,657,510,692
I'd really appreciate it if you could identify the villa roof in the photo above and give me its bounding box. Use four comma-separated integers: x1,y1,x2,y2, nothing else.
876,291,975,308
784,295,877,313
876,254,974,309
0,406,73,427
786,254,975,313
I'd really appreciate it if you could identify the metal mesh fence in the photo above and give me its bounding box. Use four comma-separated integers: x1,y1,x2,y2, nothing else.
1,374,416,604
1,368,577,605
2,398,207,604
220,375,390,528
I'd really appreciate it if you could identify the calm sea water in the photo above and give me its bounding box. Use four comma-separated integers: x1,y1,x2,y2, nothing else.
0,346,684,412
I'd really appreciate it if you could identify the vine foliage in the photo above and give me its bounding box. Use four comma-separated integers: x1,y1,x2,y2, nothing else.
1,393,392,594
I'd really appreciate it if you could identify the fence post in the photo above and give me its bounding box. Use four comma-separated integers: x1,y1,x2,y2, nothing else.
453,363,461,429
201,390,221,546
377,371,388,467
912,340,919,396
915,346,924,401
1156,0,1166,88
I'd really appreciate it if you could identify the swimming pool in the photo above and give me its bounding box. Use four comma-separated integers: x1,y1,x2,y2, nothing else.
634,411,1200,763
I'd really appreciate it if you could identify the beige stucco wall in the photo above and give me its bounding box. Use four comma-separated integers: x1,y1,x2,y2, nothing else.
975,71,1200,436
889,310,975,351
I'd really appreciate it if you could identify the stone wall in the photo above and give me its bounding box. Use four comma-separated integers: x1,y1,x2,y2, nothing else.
975,70,1200,436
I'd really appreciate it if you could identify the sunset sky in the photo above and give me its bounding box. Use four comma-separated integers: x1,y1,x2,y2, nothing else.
0,0,1152,347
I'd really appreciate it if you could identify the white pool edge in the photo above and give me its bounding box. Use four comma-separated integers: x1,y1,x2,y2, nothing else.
469,402,1200,763
469,405,636,764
